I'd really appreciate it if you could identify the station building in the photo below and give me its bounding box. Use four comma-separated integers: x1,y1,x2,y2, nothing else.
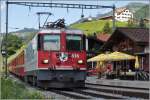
102,27,149,72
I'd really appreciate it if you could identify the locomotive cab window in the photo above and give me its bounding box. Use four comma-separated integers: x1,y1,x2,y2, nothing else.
66,35,82,51
43,35,60,51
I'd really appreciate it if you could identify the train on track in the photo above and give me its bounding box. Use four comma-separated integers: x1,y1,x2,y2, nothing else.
8,19,87,88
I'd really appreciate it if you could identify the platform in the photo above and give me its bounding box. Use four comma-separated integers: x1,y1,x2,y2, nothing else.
86,76,149,89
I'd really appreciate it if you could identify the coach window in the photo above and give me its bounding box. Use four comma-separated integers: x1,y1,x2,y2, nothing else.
66,35,82,51
43,35,60,51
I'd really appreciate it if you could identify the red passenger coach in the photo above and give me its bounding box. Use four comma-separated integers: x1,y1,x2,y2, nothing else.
9,51,25,77
9,19,87,88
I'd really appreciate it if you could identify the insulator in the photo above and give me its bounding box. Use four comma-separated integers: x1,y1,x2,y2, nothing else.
81,14,84,18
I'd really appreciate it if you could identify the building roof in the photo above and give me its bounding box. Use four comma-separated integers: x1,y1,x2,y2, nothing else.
97,33,111,42
101,27,149,50
116,27,149,43
115,7,127,15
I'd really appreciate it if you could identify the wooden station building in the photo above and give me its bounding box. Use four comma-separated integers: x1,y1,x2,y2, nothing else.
102,27,149,72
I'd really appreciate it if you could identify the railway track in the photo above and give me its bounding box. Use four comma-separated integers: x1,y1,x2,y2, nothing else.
46,83,149,99
41,88,126,99
39,83,148,99
85,83,149,99
8,74,149,99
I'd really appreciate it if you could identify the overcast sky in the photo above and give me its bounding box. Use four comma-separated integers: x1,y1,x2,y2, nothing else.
0,0,149,32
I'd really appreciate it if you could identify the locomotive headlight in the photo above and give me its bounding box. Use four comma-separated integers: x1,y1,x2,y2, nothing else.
43,59,49,64
78,60,83,64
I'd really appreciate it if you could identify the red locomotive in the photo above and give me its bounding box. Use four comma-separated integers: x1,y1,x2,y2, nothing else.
9,19,87,88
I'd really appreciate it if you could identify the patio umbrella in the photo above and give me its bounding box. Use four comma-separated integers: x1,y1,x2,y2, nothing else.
87,51,135,62
135,56,140,69
87,54,107,62
87,51,136,79
107,51,135,61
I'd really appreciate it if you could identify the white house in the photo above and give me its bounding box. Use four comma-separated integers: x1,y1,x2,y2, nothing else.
115,7,133,22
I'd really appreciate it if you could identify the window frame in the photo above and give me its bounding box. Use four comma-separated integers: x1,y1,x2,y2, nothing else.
41,34,61,51
66,34,84,51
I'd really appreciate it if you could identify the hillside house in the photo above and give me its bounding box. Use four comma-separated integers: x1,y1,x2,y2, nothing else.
115,7,133,22
143,18,150,23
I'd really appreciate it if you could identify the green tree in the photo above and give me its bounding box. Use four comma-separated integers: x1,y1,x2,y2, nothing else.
127,18,135,27
139,18,146,28
2,34,23,56
102,21,112,34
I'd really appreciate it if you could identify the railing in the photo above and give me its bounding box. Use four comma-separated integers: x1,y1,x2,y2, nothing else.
105,71,149,81
137,71,149,81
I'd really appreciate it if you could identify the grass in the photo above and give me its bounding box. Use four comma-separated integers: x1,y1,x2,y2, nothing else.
70,20,127,35
1,77,45,99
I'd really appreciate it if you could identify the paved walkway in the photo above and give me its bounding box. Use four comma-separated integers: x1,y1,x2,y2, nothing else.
86,76,150,89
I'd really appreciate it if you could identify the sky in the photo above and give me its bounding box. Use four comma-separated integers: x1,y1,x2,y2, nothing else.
0,0,149,33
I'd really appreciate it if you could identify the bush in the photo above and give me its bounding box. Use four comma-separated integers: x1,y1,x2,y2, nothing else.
1,77,44,99
102,21,112,34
